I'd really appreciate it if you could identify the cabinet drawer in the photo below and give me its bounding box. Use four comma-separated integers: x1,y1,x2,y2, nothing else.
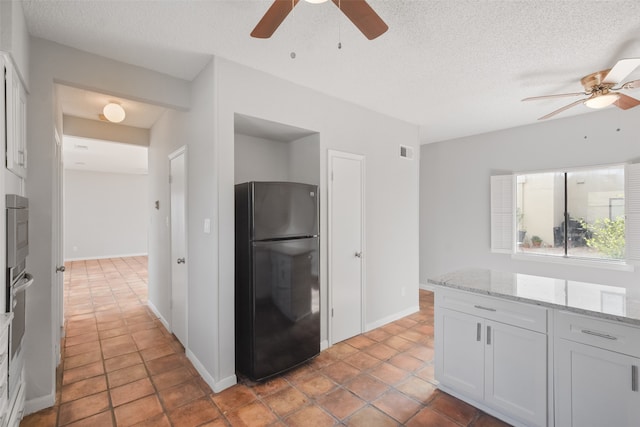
555,310,640,357
436,287,547,333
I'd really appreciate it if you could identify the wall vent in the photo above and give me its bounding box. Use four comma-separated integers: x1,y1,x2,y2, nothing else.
400,145,414,160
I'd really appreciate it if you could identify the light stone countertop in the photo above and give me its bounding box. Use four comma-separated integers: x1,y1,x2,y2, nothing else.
428,268,640,327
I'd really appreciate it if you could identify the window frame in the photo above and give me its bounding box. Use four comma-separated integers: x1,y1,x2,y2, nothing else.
490,162,639,271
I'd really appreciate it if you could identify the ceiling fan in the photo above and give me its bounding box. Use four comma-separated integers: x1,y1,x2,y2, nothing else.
251,0,388,40
522,58,640,120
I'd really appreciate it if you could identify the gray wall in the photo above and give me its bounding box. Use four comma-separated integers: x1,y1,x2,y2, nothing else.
234,133,320,185
420,107,640,288
148,60,222,389
234,134,289,184
64,169,148,260
214,57,420,388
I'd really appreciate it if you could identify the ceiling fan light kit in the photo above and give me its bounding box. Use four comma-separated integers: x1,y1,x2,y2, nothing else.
584,93,619,109
251,0,388,40
523,58,640,120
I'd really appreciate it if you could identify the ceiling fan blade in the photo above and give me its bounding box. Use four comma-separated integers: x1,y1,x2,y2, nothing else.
331,0,388,40
621,79,640,90
603,58,640,84
538,98,586,120
251,0,300,39
522,92,586,102
614,93,640,110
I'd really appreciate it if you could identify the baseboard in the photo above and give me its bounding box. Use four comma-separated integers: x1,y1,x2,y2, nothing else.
365,305,420,331
147,300,170,330
186,349,237,393
24,392,55,416
420,282,436,292
64,252,148,262
320,340,329,351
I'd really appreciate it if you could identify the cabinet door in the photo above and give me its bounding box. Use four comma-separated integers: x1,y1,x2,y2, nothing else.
556,338,640,427
5,62,27,178
435,308,484,401
485,320,547,427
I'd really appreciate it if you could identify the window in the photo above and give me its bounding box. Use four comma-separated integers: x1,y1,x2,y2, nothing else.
491,163,640,266
516,165,625,261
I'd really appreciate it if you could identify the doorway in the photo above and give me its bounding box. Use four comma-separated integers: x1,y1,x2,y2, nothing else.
328,150,365,344
53,84,162,360
169,146,188,346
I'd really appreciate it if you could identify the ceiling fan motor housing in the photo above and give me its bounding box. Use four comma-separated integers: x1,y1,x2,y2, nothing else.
580,69,615,94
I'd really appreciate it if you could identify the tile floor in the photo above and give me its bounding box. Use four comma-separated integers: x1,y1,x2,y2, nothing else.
21,256,510,427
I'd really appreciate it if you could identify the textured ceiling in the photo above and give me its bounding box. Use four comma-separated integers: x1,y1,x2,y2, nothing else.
22,0,640,143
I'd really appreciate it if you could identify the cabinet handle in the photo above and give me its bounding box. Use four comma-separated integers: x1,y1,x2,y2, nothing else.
581,329,618,340
487,325,492,345
633,365,638,392
476,322,481,342
474,305,497,312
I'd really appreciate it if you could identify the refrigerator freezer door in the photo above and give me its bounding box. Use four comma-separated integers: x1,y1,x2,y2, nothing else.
251,237,320,380
252,182,318,241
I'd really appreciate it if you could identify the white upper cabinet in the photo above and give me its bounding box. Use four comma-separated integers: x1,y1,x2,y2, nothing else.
4,57,27,178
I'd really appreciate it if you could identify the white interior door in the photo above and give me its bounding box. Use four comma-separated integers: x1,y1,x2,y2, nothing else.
329,150,364,344
169,147,188,346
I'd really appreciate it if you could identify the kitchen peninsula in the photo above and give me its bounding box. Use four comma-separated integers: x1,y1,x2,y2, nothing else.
428,268,640,427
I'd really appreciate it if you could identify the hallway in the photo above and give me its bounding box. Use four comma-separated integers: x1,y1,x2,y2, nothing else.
21,257,508,426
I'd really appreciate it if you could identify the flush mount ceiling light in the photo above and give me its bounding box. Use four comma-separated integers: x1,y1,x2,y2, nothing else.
584,93,620,109
304,0,329,3
102,103,126,123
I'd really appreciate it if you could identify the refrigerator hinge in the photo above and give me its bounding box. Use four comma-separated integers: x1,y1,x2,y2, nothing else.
168,175,172,184
331,308,334,317
331,172,334,181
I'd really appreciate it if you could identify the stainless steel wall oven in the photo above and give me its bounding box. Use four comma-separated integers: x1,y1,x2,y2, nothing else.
5,194,32,401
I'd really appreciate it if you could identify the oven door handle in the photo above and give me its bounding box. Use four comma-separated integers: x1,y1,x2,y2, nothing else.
13,273,34,295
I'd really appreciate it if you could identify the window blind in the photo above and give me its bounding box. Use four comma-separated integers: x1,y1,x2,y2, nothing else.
490,175,514,253
625,163,640,264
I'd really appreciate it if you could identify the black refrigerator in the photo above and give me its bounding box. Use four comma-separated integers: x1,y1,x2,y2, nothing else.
235,181,320,381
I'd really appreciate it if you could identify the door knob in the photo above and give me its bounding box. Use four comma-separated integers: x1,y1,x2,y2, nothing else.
354,252,362,258
56,266,66,273
177,258,186,264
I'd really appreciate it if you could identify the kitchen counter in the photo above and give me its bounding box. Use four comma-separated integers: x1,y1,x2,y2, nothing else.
428,268,640,326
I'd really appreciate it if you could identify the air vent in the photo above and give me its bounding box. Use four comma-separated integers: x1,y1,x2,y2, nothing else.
400,145,414,160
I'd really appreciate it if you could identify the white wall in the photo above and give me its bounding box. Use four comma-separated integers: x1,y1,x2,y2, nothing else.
148,56,419,393
148,60,222,390
26,37,190,411
0,0,30,87
234,133,320,185
289,134,320,186
234,134,289,184
63,169,148,260
214,57,420,386
420,107,640,288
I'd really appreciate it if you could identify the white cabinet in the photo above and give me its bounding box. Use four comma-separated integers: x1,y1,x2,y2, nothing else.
0,314,12,427
437,308,485,401
555,311,640,427
435,288,548,427
4,57,27,178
